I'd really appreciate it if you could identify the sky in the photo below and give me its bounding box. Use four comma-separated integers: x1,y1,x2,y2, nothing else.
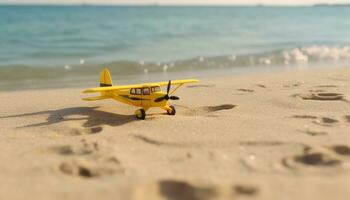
1,0,350,5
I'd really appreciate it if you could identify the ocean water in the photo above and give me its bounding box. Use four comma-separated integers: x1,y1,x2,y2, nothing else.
1,5,350,90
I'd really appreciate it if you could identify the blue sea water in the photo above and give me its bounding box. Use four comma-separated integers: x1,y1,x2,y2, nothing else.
1,5,350,89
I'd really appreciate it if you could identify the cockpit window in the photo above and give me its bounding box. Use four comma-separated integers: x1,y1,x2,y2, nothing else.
151,86,161,92
135,88,142,95
130,88,136,95
143,88,150,95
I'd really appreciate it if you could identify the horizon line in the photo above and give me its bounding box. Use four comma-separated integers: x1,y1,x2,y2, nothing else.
0,3,337,7
0,2,349,7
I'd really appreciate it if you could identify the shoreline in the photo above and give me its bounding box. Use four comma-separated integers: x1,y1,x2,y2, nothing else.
1,64,347,92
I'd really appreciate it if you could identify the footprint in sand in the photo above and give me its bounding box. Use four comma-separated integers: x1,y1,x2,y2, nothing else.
237,88,255,93
256,84,266,88
298,92,346,101
180,104,236,117
292,115,339,128
281,146,350,173
282,147,339,169
344,115,350,123
206,104,236,112
300,128,328,136
57,155,123,178
132,180,259,200
50,139,99,156
292,114,318,119
329,145,350,157
233,185,259,196
52,125,103,136
54,139,124,178
312,117,339,127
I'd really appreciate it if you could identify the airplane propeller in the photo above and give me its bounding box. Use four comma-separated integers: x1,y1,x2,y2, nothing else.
154,80,180,102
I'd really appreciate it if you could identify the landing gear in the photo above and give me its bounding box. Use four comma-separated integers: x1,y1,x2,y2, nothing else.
135,109,146,120
167,105,176,115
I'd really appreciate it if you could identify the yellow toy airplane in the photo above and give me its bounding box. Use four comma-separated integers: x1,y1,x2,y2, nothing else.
82,68,198,119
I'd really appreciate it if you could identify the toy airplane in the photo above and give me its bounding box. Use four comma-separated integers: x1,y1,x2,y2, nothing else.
82,68,198,119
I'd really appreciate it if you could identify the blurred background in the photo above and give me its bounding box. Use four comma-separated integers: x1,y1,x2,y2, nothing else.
1,0,350,90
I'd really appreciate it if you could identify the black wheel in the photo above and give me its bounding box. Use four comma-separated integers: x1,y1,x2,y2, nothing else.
135,109,146,120
167,105,176,115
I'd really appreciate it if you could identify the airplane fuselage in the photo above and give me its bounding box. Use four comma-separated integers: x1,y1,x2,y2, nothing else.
103,85,168,111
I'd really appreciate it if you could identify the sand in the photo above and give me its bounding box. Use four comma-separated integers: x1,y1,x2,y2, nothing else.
1,67,350,200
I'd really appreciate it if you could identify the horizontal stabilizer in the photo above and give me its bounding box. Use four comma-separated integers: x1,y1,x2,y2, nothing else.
82,96,110,101
83,85,131,93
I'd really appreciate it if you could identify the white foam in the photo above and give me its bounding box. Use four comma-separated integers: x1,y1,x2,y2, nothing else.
162,64,168,72
291,48,309,63
302,45,350,61
64,65,71,70
228,54,236,61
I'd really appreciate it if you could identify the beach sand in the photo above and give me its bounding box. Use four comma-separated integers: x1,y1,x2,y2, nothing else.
1,67,350,200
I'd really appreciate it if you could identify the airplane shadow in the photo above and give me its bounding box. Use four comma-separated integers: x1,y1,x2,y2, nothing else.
0,106,135,128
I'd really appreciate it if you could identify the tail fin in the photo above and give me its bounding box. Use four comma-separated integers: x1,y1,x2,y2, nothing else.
100,68,113,87
82,68,113,102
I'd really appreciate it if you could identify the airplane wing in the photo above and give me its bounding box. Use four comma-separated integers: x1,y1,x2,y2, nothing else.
150,79,198,86
154,79,199,95
83,79,198,94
